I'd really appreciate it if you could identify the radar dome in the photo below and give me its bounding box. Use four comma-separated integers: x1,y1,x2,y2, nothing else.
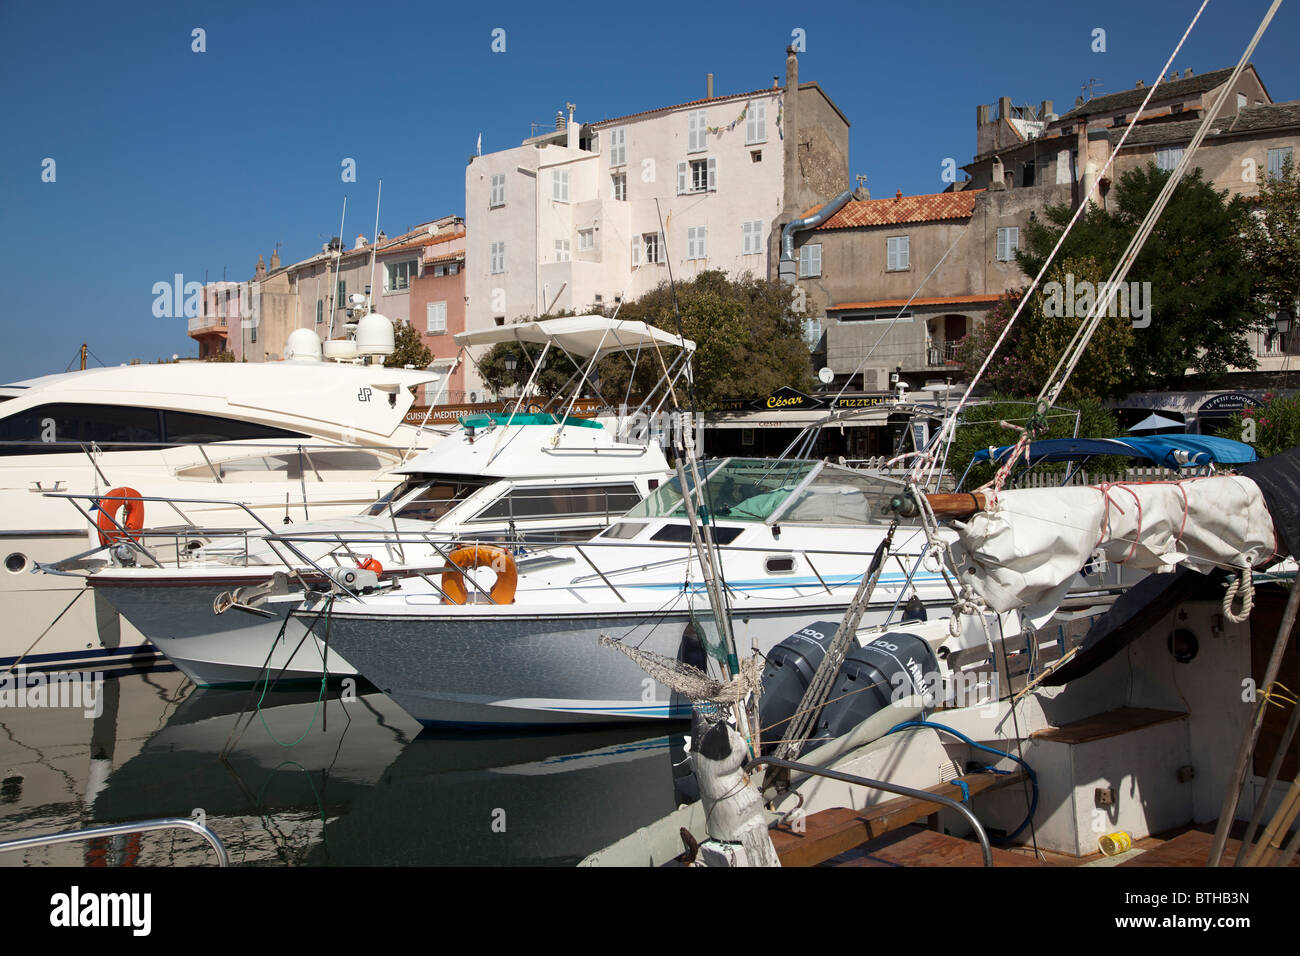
284,328,323,362
355,313,396,356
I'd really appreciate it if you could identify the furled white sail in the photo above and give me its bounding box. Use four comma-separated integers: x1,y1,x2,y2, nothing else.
946,476,1278,615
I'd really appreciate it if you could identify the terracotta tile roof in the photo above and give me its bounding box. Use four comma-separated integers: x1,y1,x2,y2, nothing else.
379,229,466,256
828,294,1002,311
809,190,983,230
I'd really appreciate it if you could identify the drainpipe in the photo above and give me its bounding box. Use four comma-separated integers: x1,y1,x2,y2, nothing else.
778,189,852,284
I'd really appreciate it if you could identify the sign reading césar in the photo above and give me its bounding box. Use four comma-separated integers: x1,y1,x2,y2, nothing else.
751,386,826,411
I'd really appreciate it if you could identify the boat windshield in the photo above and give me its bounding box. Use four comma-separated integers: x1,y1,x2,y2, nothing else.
772,464,907,525
623,458,818,523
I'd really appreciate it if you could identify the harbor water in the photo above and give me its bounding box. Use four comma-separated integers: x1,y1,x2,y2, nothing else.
0,664,692,866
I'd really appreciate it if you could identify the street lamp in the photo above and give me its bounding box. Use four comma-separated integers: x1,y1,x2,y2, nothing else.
1275,308,1293,352
504,353,517,373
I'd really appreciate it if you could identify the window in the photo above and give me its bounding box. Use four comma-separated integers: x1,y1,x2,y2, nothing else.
687,226,707,260
578,229,594,252
751,150,762,163
490,241,505,274
1268,147,1293,180
161,411,307,444
432,262,460,277
637,232,662,266
1155,146,1184,172
609,127,626,167
677,157,717,194
996,226,1019,262
336,279,346,308
250,324,257,343
742,220,764,255
746,100,767,144
393,476,491,521
687,109,707,153
555,239,571,262
887,236,910,271
472,483,643,521
551,168,569,202
798,243,821,278
1237,92,1247,111
384,261,417,291
316,299,323,324
426,300,447,334
490,173,505,208
611,172,626,201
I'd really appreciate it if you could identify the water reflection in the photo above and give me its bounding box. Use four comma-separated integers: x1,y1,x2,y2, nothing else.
0,670,691,866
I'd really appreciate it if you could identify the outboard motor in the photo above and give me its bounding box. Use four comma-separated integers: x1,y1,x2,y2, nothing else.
808,632,939,748
758,622,846,753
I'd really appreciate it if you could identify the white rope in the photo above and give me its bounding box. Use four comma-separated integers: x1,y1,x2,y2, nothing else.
1223,568,1255,623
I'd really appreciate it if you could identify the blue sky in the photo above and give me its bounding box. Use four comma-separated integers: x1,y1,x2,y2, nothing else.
0,0,1295,381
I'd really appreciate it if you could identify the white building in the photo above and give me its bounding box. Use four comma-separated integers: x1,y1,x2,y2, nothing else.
464,50,850,396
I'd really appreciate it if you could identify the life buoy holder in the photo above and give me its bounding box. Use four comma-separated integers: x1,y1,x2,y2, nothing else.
96,487,145,547
441,545,517,605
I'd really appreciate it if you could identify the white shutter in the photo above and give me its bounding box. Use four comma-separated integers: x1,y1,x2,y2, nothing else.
677,161,688,195
809,244,821,276
698,226,707,259
747,101,767,144
742,220,753,253
632,237,641,268
707,156,717,191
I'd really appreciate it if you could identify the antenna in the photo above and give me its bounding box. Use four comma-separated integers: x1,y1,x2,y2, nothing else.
1082,78,1105,102
326,196,347,339
368,179,383,314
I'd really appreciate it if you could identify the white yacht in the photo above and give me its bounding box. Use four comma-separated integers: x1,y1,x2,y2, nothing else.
3,355,444,672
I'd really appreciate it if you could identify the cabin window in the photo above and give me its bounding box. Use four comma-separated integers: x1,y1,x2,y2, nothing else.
601,521,646,539
650,524,743,545
161,411,307,444
394,476,491,521
0,403,161,453
472,483,642,522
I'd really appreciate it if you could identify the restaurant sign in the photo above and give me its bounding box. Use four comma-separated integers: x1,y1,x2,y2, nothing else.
1199,392,1262,413
404,398,608,426
749,386,826,411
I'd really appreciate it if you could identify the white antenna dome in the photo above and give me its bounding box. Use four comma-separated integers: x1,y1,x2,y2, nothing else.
284,328,323,362
323,338,360,361
355,312,396,357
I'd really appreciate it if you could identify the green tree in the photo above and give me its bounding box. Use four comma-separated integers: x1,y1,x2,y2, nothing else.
604,270,813,410
475,310,584,399
384,320,432,369
1216,391,1300,458
954,257,1134,401
1243,155,1300,317
1019,164,1263,389
945,393,1122,488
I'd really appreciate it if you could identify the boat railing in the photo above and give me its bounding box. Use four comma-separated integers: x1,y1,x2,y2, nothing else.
0,817,229,867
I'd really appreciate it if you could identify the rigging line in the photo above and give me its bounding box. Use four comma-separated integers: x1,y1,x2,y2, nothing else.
1041,0,1281,412
996,613,1041,858
915,0,1211,481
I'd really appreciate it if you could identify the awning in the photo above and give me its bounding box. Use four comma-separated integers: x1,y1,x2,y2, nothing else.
454,316,694,358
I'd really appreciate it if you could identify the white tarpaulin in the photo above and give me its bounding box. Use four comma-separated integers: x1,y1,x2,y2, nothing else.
947,476,1278,615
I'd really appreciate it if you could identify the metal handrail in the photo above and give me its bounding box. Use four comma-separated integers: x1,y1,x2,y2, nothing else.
745,755,993,867
0,817,229,867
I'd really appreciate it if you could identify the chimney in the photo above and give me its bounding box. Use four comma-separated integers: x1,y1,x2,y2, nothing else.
269,248,280,270
977,103,989,127
1075,95,1085,108
1184,67,1193,77
895,189,902,201
1040,99,1053,119
555,110,565,131
783,46,799,210
566,102,578,148
354,234,367,250
773,75,779,89
998,96,1012,121
1135,79,1144,88
254,253,266,280
706,73,713,98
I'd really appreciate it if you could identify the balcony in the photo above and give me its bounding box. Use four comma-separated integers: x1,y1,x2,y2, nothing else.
924,341,961,368
188,315,229,338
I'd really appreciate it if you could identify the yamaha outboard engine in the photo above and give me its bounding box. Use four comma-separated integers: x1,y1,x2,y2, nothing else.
808,632,938,748
758,622,844,753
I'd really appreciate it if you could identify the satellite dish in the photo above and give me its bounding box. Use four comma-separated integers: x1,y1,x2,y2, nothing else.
818,366,834,384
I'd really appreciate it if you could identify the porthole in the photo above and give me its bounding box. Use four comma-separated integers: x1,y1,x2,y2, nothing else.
765,555,796,573
5,553,28,573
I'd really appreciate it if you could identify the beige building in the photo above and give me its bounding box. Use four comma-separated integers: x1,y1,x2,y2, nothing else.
463,48,849,395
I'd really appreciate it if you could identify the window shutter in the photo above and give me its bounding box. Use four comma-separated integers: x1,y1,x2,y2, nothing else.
742,220,752,253
677,161,688,195
632,238,641,268
688,111,698,151
699,226,707,259
707,156,717,191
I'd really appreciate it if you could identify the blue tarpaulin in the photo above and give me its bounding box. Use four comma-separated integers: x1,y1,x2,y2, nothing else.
970,435,1257,470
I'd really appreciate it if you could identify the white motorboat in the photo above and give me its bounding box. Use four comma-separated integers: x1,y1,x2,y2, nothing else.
4,357,444,672
76,316,694,686
309,456,963,726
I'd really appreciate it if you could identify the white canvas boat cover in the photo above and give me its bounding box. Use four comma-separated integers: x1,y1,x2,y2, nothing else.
454,316,694,359
947,476,1277,615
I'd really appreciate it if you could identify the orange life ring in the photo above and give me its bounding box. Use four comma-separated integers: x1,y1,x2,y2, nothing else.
357,556,383,574
96,487,145,547
441,545,517,605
